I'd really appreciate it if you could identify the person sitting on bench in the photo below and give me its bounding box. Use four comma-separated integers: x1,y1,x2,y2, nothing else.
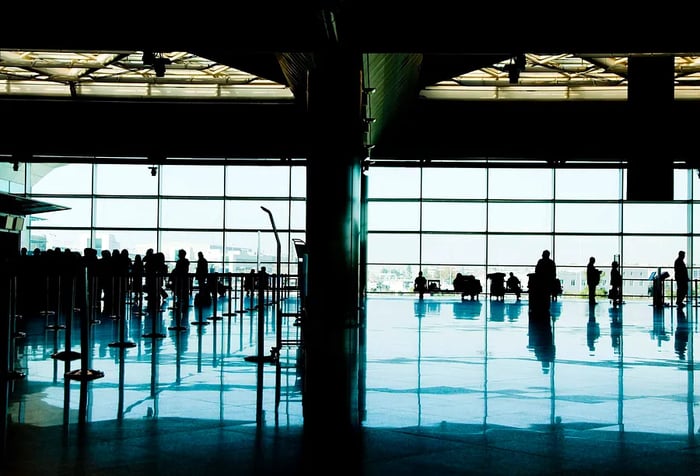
506,272,522,301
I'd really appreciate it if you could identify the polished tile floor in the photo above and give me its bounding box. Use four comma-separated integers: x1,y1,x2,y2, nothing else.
3,293,700,475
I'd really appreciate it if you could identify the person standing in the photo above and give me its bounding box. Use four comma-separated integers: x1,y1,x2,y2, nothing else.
535,250,557,299
674,250,689,308
195,251,210,300
586,256,602,305
172,249,191,308
610,260,622,307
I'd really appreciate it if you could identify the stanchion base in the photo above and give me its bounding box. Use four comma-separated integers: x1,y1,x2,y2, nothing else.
167,325,188,331
66,369,105,381
207,316,223,321
108,341,137,348
191,321,210,326
51,350,81,361
13,331,27,338
143,333,166,338
45,324,66,330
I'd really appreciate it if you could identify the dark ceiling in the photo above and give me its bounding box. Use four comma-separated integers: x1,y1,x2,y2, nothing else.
2,6,699,165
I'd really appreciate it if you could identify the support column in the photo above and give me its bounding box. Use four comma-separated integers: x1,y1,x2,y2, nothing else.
303,49,364,437
627,55,675,201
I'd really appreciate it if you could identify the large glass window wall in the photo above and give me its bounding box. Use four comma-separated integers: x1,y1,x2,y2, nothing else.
367,164,697,300
19,161,306,275
9,159,698,300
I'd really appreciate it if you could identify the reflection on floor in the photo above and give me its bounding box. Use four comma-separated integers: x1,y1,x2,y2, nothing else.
3,294,700,475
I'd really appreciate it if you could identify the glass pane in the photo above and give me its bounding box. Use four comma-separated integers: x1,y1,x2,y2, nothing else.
95,164,158,195
224,231,287,273
367,233,420,263
28,197,91,227
225,165,290,197
488,203,551,232
368,168,420,198
161,199,224,229
622,203,688,234
422,202,486,232
160,231,225,264
30,229,90,252
226,200,291,229
487,235,553,267
368,202,420,231
290,166,306,197
161,165,224,196
93,230,157,257
674,169,690,200
622,235,688,268
555,169,620,200
422,168,487,199
555,203,620,233
421,234,486,264
290,200,306,229
31,164,93,194
366,264,421,292
488,169,552,199
692,170,700,200
95,198,157,227
554,235,620,267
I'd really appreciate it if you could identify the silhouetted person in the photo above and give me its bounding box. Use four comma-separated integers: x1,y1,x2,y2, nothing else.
610,260,622,307
536,249,557,298
506,272,522,301
414,271,428,300
674,250,689,308
257,266,270,302
586,256,602,306
195,251,211,302
171,249,190,308
531,250,556,311
131,253,144,309
97,249,114,315
244,268,256,296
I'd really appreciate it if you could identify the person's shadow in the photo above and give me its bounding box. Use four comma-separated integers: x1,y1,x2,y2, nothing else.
528,307,555,374
587,307,600,353
506,301,522,321
675,307,689,360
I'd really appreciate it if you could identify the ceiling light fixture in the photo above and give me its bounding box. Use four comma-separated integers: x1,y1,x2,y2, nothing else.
153,53,171,78
149,166,158,177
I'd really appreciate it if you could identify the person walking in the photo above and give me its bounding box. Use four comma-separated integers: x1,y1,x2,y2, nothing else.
586,256,602,305
674,250,689,308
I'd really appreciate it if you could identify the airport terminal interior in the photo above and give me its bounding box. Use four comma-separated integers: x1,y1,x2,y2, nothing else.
4,9,700,475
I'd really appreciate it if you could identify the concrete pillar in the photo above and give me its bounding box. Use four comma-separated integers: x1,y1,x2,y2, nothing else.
626,55,675,201
303,48,364,440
